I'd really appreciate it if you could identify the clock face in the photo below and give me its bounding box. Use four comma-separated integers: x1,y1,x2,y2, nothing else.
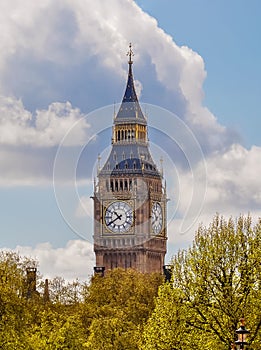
105,201,133,233
151,202,163,234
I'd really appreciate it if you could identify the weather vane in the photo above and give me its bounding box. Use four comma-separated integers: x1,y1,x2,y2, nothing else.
127,42,134,64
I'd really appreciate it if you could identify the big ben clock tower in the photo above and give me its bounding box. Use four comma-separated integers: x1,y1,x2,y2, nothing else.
93,45,167,273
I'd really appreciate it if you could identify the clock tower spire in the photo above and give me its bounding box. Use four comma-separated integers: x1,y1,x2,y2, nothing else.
93,45,167,273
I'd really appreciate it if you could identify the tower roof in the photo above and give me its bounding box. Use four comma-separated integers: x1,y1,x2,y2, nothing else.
99,44,161,179
100,143,161,178
114,44,146,125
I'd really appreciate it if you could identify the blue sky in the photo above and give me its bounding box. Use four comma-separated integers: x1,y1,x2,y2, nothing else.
0,0,260,280
136,0,261,147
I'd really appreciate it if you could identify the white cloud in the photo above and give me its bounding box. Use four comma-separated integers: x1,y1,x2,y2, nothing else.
14,240,95,282
0,95,92,186
203,144,261,210
0,0,241,155
167,143,261,247
0,96,89,147
0,0,234,148
0,1,77,75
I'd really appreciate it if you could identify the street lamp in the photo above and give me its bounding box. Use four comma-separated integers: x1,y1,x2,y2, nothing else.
163,265,173,282
235,318,250,349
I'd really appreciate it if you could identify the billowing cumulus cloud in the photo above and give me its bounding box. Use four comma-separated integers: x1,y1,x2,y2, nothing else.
0,0,238,151
13,240,95,282
0,1,240,173
0,96,89,147
0,96,90,185
203,144,261,212
167,143,261,247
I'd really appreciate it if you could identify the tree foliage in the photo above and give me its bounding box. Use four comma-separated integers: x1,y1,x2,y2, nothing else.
0,251,86,349
141,215,261,350
0,252,162,349
0,215,259,349
82,268,163,349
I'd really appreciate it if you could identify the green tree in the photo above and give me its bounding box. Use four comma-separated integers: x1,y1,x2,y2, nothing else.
0,251,88,349
27,306,87,350
140,283,190,350
0,251,38,349
47,276,83,305
82,268,163,349
141,215,261,350
85,315,140,350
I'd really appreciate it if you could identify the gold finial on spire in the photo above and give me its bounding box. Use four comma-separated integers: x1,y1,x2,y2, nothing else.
127,42,134,64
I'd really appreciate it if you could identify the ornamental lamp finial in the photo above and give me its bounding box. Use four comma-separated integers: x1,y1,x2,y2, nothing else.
127,42,134,65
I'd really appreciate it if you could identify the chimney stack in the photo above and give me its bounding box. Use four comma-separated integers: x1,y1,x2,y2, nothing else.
26,267,37,299
43,279,50,303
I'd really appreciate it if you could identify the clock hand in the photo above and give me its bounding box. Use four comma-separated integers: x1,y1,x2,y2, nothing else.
107,214,122,226
114,211,122,220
